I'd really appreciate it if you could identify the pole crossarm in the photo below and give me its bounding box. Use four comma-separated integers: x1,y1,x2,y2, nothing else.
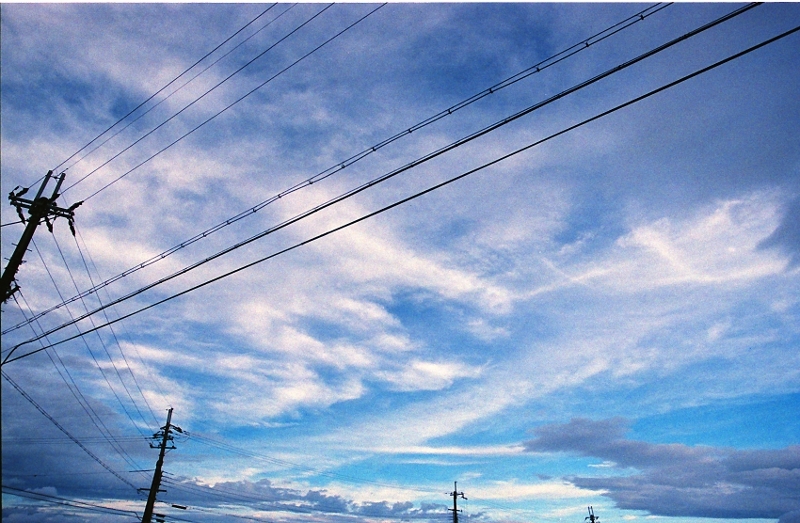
447,482,467,523
141,408,183,523
1,170,83,303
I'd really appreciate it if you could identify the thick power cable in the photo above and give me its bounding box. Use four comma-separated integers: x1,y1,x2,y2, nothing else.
68,3,386,200
61,4,296,176
62,3,336,194
49,4,279,176
1,2,669,336
1,2,761,358
5,22,795,363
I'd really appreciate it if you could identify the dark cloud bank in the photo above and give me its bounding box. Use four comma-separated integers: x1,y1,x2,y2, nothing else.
524,418,800,521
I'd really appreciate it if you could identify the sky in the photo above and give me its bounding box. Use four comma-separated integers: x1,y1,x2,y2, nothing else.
1,3,799,523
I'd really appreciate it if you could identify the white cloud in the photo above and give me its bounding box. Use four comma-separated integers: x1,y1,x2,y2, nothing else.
3,5,798,522
477,480,596,500
297,189,798,453
604,192,788,289
377,360,482,392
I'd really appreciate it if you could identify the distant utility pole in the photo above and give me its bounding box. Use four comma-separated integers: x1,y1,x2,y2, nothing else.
447,481,467,523
1,170,82,303
585,506,600,523
141,408,183,523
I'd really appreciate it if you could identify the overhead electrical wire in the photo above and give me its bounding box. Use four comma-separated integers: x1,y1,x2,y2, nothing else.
22,241,153,474
4,435,147,445
1,2,670,337
186,431,440,494
2,485,141,519
160,478,449,522
64,2,664,195
74,227,173,408
64,230,162,426
29,239,153,438
7,255,150,480
9,291,150,476
49,4,280,176
50,233,159,429
62,3,334,194
0,2,761,361
4,20,795,364
60,2,370,197
73,3,385,201
1,370,142,491
60,4,294,176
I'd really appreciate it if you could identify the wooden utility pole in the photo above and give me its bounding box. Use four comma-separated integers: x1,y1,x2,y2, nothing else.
585,506,600,523
448,482,467,523
1,170,81,303
141,408,182,523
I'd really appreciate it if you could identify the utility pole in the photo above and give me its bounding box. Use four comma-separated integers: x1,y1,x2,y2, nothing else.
447,481,467,523
1,170,82,303
585,506,599,523
141,408,182,523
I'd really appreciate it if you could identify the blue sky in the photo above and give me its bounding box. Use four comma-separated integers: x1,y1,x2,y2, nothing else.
1,3,799,523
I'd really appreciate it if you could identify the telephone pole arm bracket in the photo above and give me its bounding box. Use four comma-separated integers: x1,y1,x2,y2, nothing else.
1,171,82,303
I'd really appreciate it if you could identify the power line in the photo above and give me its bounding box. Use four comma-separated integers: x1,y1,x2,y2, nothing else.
186,431,439,494
68,231,161,426
74,226,173,409
49,4,280,176
160,477,447,520
74,3,385,202
28,237,153,440
61,4,296,178
4,435,147,445
62,3,338,195
1,2,669,337
9,290,150,475
51,232,158,430
5,20,795,364
1,370,141,491
2,485,141,519
1,2,760,359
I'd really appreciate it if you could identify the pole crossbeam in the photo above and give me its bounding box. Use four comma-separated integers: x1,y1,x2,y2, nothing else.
1,170,82,303
141,408,182,523
447,482,467,523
